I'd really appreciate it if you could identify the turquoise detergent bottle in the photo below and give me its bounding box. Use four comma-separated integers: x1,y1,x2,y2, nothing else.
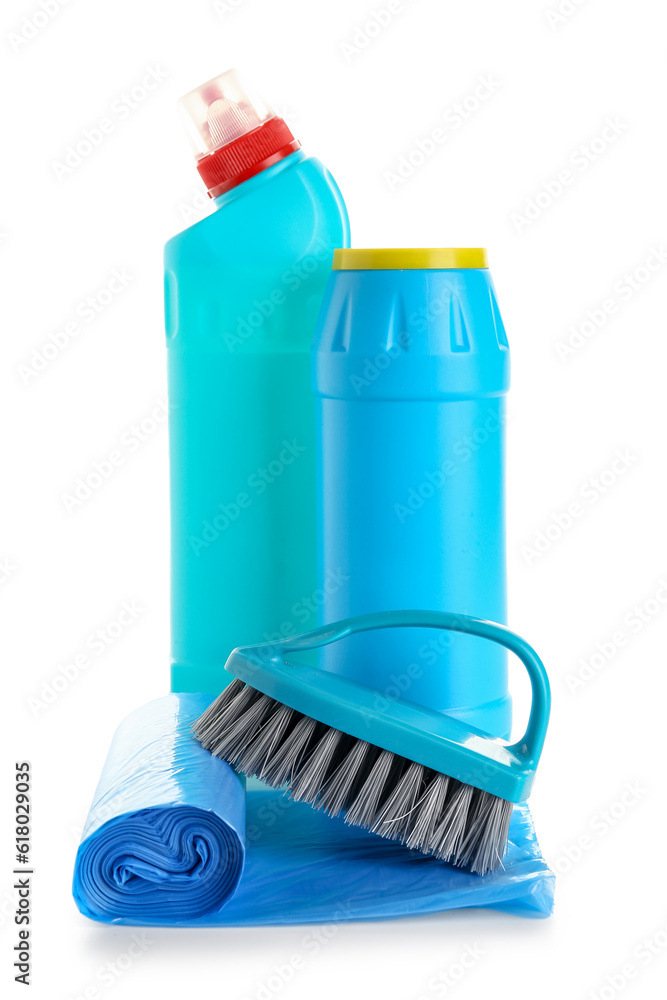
165,70,349,694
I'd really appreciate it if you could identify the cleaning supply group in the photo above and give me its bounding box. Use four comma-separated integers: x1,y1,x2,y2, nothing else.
73,68,553,925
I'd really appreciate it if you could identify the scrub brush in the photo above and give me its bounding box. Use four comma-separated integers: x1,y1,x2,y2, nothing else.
192,611,550,875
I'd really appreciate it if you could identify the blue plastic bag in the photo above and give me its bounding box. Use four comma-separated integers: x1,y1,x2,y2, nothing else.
73,694,554,925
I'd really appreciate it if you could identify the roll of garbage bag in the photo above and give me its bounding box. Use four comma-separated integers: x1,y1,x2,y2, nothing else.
73,695,245,922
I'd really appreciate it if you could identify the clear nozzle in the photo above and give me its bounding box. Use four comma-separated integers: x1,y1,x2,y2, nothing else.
178,68,276,160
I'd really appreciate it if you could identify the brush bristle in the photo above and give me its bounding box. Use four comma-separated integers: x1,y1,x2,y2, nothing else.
192,682,513,875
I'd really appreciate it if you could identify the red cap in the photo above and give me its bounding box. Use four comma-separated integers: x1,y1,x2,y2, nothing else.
196,116,300,198
178,69,301,199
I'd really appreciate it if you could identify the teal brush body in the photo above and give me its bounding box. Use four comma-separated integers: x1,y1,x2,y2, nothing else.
193,611,550,875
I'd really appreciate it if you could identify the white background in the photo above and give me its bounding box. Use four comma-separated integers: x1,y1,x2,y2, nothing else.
3,0,667,998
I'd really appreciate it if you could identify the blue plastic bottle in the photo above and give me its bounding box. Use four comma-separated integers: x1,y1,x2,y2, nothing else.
312,248,511,738
164,70,349,694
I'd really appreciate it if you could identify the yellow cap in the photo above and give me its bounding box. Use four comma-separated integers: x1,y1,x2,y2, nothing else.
332,248,488,271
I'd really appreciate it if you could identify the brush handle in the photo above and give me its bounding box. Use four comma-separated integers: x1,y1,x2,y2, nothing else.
276,610,550,766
